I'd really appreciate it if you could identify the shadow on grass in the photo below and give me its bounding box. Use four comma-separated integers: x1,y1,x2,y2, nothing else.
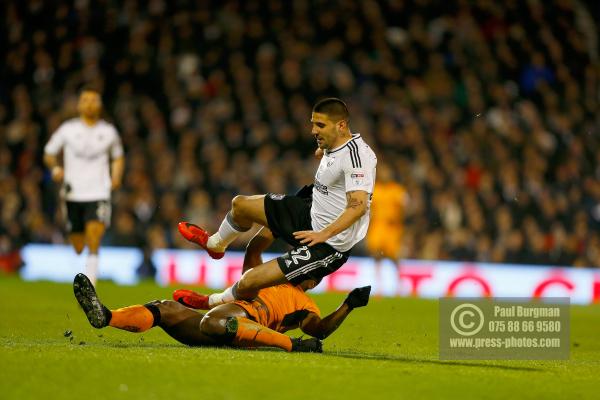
55,339,546,371
322,350,545,371
98,342,185,349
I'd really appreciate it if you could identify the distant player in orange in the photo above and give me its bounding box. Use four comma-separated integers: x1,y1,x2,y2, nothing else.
74,227,370,352
366,163,408,294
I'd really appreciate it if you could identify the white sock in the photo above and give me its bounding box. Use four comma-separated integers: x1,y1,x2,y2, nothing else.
208,286,236,308
86,254,99,286
207,212,248,251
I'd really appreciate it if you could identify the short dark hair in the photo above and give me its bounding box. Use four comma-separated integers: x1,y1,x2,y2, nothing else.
312,97,349,121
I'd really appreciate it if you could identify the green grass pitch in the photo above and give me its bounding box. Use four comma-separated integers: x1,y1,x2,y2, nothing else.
1,276,599,400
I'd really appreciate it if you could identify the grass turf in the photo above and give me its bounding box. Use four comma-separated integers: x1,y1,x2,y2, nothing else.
0,276,599,400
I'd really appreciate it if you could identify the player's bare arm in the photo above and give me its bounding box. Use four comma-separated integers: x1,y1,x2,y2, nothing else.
110,156,125,190
300,311,348,340
293,190,368,247
43,154,64,183
299,286,371,339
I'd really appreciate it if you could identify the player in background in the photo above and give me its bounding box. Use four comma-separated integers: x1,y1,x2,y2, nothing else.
44,88,124,285
366,163,408,295
178,98,377,309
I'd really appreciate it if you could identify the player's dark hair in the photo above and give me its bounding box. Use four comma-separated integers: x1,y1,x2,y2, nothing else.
312,98,349,122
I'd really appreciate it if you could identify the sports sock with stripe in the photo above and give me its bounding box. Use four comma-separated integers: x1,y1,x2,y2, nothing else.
108,303,160,333
207,212,249,251
207,283,238,308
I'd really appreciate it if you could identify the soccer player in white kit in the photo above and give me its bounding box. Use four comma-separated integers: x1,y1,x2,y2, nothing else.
44,88,124,285
178,98,377,308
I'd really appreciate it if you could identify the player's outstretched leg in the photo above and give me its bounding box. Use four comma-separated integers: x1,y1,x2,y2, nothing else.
226,318,322,353
73,273,111,328
201,306,322,353
74,273,159,332
73,275,217,346
205,259,287,308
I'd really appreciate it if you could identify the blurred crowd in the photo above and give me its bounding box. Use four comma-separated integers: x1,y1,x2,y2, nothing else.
1,0,599,271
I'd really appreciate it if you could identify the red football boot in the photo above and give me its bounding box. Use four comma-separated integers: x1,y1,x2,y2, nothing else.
173,289,210,309
178,222,225,259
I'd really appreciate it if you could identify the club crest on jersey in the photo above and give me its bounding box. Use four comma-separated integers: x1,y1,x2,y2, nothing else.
314,179,328,195
327,158,335,167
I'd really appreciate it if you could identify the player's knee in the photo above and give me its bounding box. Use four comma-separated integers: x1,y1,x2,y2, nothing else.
236,273,260,297
231,195,248,216
231,195,255,227
199,315,225,336
231,194,245,208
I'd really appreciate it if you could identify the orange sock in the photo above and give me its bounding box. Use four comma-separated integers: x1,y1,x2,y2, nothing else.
109,305,155,333
232,317,292,352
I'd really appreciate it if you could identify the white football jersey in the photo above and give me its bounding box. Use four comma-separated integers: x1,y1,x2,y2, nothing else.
311,134,377,252
44,118,123,201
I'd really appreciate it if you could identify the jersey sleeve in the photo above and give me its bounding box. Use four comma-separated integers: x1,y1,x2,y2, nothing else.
109,126,124,158
300,295,321,317
44,124,67,155
342,151,374,193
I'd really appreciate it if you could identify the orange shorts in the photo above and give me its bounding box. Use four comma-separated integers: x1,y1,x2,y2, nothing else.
233,299,270,327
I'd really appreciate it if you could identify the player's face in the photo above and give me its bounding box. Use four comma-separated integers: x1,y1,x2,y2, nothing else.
311,112,344,150
77,91,102,120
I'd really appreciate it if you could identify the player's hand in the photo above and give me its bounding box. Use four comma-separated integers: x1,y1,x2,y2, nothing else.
293,230,328,247
315,148,324,160
111,180,122,190
344,286,371,310
51,166,64,183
